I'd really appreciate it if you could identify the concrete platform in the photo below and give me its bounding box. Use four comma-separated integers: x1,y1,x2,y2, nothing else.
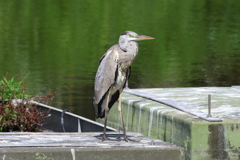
97,87,240,160
0,132,184,160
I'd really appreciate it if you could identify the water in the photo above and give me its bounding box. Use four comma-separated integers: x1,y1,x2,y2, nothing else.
0,0,240,120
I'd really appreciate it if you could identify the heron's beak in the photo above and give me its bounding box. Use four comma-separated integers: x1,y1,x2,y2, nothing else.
135,35,155,41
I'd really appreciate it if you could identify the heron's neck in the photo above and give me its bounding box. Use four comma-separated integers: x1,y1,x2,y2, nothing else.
119,39,138,53
118,41,139,70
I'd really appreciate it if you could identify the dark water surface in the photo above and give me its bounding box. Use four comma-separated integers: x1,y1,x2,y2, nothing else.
0,1,240,120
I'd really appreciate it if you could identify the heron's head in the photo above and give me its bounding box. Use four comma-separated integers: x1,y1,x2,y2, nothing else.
120,31,154,42
119,31,154,51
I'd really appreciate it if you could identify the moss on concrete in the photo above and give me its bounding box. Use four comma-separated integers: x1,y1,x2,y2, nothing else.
0,147,184,160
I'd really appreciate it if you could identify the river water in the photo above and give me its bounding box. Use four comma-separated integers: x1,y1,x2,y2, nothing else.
0,0,240,120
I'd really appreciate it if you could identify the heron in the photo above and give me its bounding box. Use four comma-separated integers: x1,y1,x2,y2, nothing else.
93,31,154,141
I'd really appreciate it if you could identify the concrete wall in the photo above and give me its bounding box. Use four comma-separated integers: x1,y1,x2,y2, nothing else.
97,92,240,160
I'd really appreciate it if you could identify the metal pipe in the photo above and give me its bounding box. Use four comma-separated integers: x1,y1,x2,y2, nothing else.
61,109,70,132
207,94,212,118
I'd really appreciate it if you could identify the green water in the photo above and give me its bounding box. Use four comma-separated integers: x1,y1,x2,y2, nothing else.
0,0,240,120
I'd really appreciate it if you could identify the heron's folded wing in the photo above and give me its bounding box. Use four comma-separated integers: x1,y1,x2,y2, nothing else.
94,46,118,105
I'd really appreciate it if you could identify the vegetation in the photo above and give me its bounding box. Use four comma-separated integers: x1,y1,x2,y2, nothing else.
0,74,30,100
0,75,55,132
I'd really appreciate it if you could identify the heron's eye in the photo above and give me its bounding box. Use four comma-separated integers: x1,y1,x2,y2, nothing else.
129,34,136,37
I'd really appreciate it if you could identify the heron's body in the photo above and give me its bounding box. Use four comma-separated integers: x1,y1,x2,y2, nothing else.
93,31,154,141
94,43,137,118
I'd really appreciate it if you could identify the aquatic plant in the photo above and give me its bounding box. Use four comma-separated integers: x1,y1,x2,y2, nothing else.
0,75,55,132
0,74,30,100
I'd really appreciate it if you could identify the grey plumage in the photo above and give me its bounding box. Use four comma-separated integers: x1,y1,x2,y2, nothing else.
93,31,154,141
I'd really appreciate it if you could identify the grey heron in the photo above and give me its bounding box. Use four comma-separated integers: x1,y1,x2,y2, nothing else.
94,31,154,141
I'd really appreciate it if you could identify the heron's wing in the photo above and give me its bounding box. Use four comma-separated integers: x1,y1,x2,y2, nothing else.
94,45,118,106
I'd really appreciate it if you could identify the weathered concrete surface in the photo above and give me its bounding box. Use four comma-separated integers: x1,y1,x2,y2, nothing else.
97,87,240,160
0,132,184,160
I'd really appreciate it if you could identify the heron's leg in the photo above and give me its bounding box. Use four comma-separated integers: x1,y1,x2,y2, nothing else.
102,108,109,140
102,93,110,141
118,93,127,141
100,93,119,141
118,93,140,142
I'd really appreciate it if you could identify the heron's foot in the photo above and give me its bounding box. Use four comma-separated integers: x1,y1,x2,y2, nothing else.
98,136,121,142
120,136,140,142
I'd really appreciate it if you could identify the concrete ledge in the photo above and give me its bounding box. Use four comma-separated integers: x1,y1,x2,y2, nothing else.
0,132,184,160
97,87,240,160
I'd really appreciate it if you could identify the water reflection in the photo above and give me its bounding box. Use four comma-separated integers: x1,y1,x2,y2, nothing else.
0,0,240,120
